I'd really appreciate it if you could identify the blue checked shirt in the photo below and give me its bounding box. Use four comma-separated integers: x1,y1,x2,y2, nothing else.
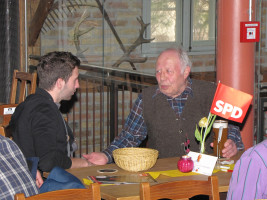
103,79,244,163
0,135,39,199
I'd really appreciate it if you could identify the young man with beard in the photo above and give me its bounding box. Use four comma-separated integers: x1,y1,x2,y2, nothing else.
10,51,91,172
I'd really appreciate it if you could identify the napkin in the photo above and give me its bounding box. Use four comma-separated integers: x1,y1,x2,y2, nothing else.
83,178,114,186
83,178,93,185
147,163,235,179
147,170,198,179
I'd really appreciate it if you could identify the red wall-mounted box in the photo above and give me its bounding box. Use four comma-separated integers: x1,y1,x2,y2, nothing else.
240,21,260,43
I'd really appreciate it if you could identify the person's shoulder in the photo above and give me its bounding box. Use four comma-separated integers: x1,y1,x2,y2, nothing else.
252,140,267,154
242,140,267,161
142,85,158,96
11,89,57,122
25,88,51,101
0,134,11,144
191,79,217,96
21,89,55,109
0,135,20,152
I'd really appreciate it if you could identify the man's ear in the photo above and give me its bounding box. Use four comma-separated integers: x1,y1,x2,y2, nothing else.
56,78,64,89
183,66,191,79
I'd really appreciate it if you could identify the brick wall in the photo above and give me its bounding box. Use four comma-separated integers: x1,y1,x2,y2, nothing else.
40,0,217,76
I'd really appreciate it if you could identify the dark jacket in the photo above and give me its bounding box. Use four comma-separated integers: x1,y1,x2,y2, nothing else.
10,88,73,172
143,79,217,158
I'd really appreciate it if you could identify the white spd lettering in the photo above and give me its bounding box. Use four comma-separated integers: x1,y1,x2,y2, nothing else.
213,100,243,118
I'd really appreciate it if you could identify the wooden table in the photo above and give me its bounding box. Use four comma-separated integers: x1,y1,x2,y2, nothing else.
67,152,243,200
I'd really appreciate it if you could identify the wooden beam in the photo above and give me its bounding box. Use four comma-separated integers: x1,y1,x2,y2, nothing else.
19,0,25,71
28,0,54,46
28,1,42,67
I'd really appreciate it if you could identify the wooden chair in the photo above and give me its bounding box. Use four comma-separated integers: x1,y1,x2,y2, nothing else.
9,69,37,104
0,126,5,136
0,104,17,137
140,176,220,200
14,183,101,200
0,70,37,137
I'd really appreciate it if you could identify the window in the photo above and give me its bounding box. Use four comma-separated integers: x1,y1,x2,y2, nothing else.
142,0,216,55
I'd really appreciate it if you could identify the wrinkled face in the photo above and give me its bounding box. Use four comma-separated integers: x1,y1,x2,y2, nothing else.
60,67,80,101
156,51,189,98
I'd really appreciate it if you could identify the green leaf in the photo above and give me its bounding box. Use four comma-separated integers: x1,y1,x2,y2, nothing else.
206,114,217,134
195,125,201,142
203,114,217,141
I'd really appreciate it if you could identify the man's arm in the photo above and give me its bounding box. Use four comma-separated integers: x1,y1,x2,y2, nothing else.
85,94,147,164
227,124,244,150
26,158,43,188
70,157,93,168
222,124,244,158
36,170,44,188
31,105,92,170
32,106,72,172
82,152,108,165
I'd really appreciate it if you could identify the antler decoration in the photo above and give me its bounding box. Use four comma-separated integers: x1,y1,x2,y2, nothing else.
95,0,154,70
37,0,154,70
72,10,96,63
112,17,155,69
43,1,98,63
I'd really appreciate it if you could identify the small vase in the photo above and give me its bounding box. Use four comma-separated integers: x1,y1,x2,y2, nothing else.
200,142,206,154
177,155,194,173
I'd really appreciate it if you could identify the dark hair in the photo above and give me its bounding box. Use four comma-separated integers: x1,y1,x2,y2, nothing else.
37,51,80,90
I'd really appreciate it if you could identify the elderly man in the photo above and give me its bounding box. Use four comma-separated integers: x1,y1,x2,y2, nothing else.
83,47,244,165
10,51,91,172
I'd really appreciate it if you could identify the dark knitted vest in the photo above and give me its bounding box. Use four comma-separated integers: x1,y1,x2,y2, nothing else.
143,79,217,158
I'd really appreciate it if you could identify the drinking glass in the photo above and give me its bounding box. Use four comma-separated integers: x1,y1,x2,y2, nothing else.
213,120,228,158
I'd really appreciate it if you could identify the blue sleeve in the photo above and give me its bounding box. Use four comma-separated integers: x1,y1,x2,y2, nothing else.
227,124,244,150
103,94,147,163
26,157,39,180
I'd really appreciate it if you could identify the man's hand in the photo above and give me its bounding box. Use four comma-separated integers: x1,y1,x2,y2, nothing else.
83,152,108,165
36,170,44,188
221,139,238,158
70,157,94,168
210,139,238,158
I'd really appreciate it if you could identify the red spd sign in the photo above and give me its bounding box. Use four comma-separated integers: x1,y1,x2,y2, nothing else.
210,83,253,123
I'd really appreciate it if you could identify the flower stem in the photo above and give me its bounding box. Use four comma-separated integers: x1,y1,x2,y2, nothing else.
202,113,211,142
200,141,205,154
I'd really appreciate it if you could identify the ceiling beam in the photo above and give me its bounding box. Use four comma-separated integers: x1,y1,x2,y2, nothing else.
28,0,54,46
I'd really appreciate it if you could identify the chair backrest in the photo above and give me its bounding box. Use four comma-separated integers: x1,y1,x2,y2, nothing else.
0,104,18,126
0,104,17,138
10,70,37,104
14,183,101,200
0,70,37,138
0,126,5,136
140,176,220,200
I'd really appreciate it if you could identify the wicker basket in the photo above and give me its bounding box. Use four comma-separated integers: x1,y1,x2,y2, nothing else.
113,147,159,172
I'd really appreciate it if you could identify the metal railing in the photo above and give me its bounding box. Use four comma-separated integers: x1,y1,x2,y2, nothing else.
29,56,215,157
63,64,157,157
